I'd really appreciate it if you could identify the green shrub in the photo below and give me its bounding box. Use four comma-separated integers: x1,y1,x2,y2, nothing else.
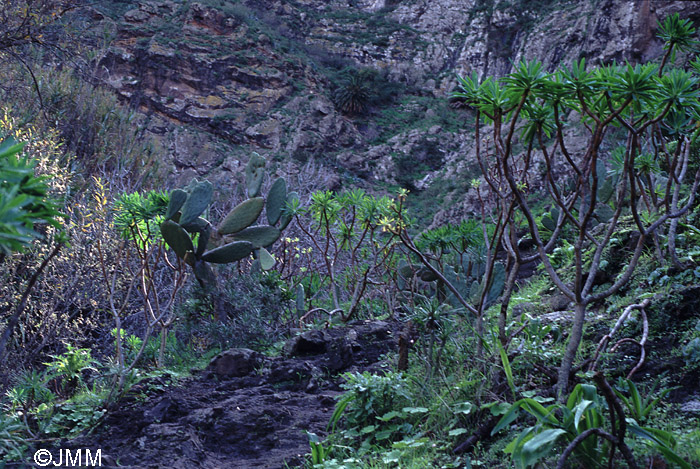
330,371,411,437
0,137,62,257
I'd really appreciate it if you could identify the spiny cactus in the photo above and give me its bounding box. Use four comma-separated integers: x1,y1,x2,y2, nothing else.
266,177,287,225
219,197,264,235
598,176,615,204
246,153,266,198
594,204,615,223
296,283,305,317
542,207,560,232
467,261,505,308
160,154,295,317
397,255,505,311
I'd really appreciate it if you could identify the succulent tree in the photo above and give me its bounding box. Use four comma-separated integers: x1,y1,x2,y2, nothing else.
454,13,700,399
160,154,295,320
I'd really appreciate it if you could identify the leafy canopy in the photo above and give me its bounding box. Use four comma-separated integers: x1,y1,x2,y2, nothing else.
0,137,63,256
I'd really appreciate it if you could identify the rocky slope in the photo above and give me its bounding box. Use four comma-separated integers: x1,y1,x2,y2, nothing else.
89,0,700,224
65,321,398,468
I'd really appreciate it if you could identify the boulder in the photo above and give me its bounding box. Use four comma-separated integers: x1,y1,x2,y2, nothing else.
208,348,262,377
284,330,328,356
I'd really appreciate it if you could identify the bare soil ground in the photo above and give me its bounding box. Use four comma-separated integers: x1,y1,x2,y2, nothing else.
63,321,399,469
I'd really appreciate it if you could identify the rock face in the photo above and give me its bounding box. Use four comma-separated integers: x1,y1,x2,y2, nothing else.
91,0,700,223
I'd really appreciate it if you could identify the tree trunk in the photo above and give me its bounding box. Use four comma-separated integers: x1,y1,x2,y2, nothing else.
557,301,586,400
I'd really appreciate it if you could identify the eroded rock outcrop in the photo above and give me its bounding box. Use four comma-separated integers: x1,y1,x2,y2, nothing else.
91,0,700,224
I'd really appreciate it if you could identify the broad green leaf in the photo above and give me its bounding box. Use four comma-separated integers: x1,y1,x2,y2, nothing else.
377,411,402,422
521,400,559,425
402,407,429,414
520,429,568,468
573,399,594,432
628,422,677,448
449,428,469,436
455,401,475,415
652,443,693,469
360,425,376,434
492,400,526,435
382,450,401,464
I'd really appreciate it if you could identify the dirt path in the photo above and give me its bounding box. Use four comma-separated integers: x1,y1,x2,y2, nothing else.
66,321,398,468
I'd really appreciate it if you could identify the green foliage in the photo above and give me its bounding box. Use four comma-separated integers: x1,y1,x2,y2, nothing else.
334,70,373,115
325,371,425,460
403,219,504,310
113,190,169,249
682,336,700,368
40,391,106,438
493,382,690,468
1,347,107,463
658,13,698,52
0,137,63,256
614,378,671,425
0,412,26,462
44,344,98,395
5,369,54,412
160,156,295,295
455,16,700,399
330,371,411,435
288,188,400,321
307,431,330,466
333,68,401,116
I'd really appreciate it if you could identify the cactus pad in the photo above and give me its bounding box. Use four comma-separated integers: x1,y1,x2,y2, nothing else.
266,177,287,225
165,189,187,220
231,225,281,248
258,247,276,271
201,240,254,264
595,203,615,223
278,191,298,230
218,197,264,235
246,153,266,198
180,181,213,227
161,220,195,259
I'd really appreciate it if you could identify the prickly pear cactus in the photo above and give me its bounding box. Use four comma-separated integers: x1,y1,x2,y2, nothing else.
397,252,506,312
246,153,266,198
541,207,560,231
266,177,287,225
296,283,305,317
160,157,293,300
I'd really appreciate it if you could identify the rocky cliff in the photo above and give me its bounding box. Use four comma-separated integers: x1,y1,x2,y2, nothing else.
90,0,700,224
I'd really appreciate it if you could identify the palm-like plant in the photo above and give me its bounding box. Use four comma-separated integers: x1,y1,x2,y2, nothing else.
334,71,372,115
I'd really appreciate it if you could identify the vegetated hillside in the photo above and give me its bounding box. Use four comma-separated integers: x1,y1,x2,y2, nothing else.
3,1,700,468
88,0,700,224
